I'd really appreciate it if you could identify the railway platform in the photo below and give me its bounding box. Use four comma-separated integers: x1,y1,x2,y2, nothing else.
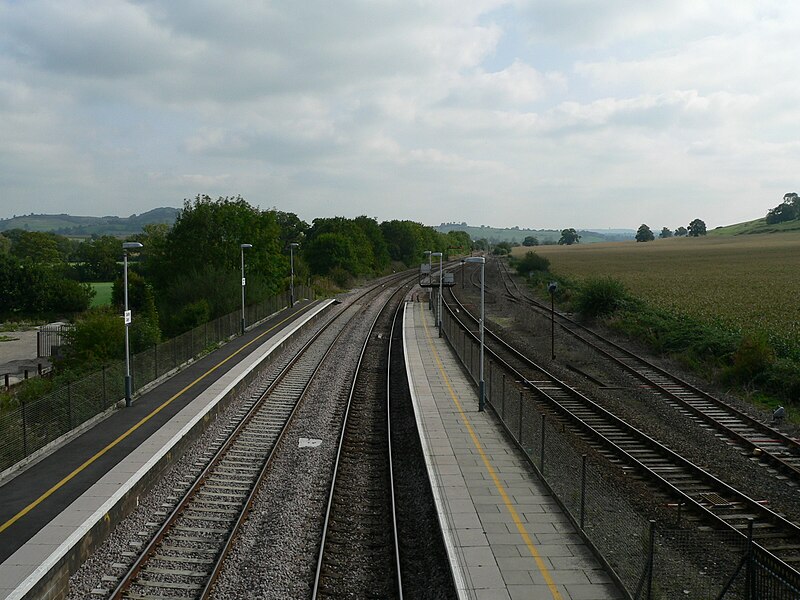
0,298,335,600
404,299,624,600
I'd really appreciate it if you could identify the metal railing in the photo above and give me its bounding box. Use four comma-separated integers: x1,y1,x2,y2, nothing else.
0,286,313,474
438,299,799,599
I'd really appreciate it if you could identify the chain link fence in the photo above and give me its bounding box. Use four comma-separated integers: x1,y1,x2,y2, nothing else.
439,299,800,599
0,286,313,473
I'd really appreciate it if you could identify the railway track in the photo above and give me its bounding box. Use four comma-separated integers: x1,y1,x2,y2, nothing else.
108,276,410,600
442,287,800,580
466,258,800,486
312,286,406,598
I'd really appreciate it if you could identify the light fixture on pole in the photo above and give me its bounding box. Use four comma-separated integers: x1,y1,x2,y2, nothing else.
465,256,485,411
548,282,558,360
423,250,432,310
122,241,143,407
432,252,443,337
289,242,299,307
240,243,253,334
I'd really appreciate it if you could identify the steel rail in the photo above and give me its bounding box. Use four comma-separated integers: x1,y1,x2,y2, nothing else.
490,258,800,481
443,289,800,574
110,274,411,600
386,296,405,599
312,282,408,598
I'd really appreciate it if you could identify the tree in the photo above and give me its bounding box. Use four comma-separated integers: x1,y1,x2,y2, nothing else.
688,219,707,237
10,231,64,264
59,308,125,371
492,241,512,255
766,203,797,224
515,251,550,276
0,254,93,317
635,224,655,242
0,234,10,255
148,195,284,334
76,235,122,281
522,235,539,247
558,228,581,245
112,269,161,351
674,226,688,237
659,227,673,239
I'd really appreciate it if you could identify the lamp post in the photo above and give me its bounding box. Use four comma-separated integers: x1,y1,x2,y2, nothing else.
432,252,443,337
465,257,485,411
548,282,557,360
122,241,143,407
240,243,252,334
460,259,465,289
424,250,432,310
289,242,299,307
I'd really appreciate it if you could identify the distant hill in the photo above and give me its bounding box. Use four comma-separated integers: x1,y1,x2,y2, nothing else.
709,217,800,236
435,223,635,244
0,207,180,237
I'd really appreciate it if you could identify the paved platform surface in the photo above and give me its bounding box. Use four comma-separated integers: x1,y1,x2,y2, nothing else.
404,300,624,600
0,299,332,600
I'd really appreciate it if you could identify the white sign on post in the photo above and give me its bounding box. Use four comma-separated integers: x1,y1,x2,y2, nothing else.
242,277,246,286
124,310,132,325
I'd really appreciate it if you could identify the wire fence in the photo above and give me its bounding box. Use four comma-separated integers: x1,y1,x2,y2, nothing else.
0,286,313,474
439,299,800,599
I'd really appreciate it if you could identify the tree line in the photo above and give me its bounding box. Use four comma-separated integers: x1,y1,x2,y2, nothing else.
765,193,800,224
634,219,707,243
0,196,472,370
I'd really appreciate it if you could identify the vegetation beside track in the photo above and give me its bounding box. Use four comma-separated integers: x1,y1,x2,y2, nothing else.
510,233,800,416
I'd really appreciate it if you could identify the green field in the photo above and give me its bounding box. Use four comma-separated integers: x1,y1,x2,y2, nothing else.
515,232,800,355
90,282,114,308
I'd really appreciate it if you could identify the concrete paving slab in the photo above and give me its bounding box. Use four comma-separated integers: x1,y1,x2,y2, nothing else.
404,300,623,600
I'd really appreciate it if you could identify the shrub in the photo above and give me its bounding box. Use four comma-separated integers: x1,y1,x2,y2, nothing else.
573,277,630,318
515,251,550,276
723,334,776,385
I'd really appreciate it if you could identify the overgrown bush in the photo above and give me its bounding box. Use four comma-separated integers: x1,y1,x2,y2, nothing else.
723,335,776,385
514,251,550,276
573,276,631,318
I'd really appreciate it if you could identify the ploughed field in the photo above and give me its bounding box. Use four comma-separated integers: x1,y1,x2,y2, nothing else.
515,231,800,355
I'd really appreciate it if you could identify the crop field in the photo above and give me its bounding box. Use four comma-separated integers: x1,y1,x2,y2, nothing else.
514,232,800,355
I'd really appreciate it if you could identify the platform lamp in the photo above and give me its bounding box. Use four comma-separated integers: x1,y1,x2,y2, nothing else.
122,241,143,407
464,256,485,411
240,243,252,334
289,242,299,307
548,281,557,359
432,252,443,337
423,250,432,310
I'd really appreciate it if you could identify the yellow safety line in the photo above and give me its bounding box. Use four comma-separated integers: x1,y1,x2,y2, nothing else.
0,303,317,535
418,303,564,600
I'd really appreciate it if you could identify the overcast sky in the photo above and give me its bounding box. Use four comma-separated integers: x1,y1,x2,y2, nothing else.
1,1,797,230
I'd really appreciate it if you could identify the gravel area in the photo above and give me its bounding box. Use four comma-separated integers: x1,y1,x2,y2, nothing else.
210,284,400,599
65,302,346,599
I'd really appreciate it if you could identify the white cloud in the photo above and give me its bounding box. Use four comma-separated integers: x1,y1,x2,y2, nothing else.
0,0,796,229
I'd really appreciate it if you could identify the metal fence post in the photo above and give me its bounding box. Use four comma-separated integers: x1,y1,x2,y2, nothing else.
154,343,158,379
745,518,754,599
540,413,546,474
67,381,72,430
646,520,655,599
102,366,107,409
501,374,505,420
21,401,28,457
487,360,492,406
518,390,523,443
580,454,587,529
